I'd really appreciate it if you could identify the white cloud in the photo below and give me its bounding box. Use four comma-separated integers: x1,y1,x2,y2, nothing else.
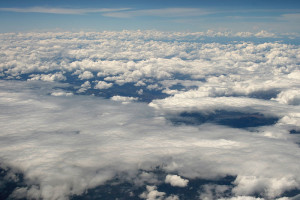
29,72,66,82
77,81,91,93
219,197,264,200
94,81,113,89
1,80,300,200
139,185,179,200
111,95,138,103
140,186,166,200
0,31,299,199
51,91,73,97
272,89,300,105
235,32,254,38
255,30,276,38
165,175,189,187
78,71,94,80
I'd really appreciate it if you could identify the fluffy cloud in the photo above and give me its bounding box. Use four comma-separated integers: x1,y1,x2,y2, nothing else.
140,186,166,200
28,72,66,82
94,80,113,89
0,80,300,200
78,81,91,93
272,89,300,105
139,185,180,200
165,175,188,187
51,91,73,96
0,30,299,199
78,71,94,80
111,95,138,104
0,31,298,94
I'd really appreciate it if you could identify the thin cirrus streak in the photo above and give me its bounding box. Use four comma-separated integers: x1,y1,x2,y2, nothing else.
0,7,131,14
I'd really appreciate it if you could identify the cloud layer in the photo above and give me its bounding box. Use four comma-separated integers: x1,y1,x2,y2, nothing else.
0,30,299,199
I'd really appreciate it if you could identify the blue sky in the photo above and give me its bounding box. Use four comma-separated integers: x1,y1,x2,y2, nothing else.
0,0,300,33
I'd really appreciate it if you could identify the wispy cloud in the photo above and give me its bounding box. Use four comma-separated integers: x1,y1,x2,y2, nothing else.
102,8,213,18
280,13,300,21
0,7,130,15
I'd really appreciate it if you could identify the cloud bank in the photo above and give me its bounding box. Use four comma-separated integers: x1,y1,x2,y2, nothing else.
0,30,299,199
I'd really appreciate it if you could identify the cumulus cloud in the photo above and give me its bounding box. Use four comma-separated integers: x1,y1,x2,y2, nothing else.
165,175,188,187
78,81,91,93
0,30,299,199
78,71,94,80
140,186,166,200
272,89,300,105
0,80,300,200
139,185,180,200
28,72,66,82
94,80,113,89
255,30,277,38
111,95,138,104
51,91,73,96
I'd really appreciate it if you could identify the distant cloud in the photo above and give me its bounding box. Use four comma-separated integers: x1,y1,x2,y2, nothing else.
255,30,276,38
102,8,213,18
0,7,130,15
279,13,300,21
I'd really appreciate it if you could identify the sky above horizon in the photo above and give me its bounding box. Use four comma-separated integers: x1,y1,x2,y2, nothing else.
0,0,300,33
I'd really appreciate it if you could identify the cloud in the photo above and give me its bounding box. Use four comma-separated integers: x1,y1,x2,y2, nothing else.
102,8,212,18
28,72,66,82
111,95,138,103
0,7,130,15
255,30,276,38
51,91,73,97
199,184,231,200
219,197,264,200
272,89,300,105
139,185,180,200
279,13,300,22
165,175,188,187
94,81,113,89
1,80,300,200
0,31,299,199
140,186,166,200
78,80,91,93
78,71,94,80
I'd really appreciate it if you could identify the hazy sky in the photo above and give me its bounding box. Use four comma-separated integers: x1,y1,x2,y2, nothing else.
0,0,299,33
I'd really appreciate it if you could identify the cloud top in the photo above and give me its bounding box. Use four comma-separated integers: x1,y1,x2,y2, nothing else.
165,175,189,187
0,30,299,199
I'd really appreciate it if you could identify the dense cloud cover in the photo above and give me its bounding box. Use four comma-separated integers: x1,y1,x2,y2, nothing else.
0,30,299,200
